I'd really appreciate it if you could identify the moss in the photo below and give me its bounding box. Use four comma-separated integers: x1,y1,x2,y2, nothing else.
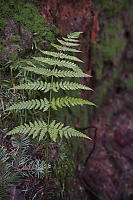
94,67,122,108
9,52,19,61
100,23,125,61
93,23,125,80
13,3,46,43
0,0,61,44
7,35,22,43
124,75,133,89
94,0,121,17
44,26,61,43
94,0,133,17
0,0,45,42
0,0,61,64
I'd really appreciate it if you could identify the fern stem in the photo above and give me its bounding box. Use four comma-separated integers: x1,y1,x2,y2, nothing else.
45,68,55,190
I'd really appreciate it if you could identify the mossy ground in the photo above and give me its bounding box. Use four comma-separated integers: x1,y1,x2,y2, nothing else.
0,0,60,62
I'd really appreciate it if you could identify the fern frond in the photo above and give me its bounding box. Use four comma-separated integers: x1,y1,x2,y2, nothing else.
51,43,81,52
63,37,79,43
48,120,90,142
6,98,50,112
7,120,90,142
67,32,83,38
52,81,92,91
33,57,81,71
12,81,92,93
22,67,90,78
57,39,80,47
7,120,47,140
40,50,83,63
6,96,95,112
50,97,95,110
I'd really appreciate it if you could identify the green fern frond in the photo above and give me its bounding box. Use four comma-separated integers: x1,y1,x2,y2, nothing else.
12,81,92,93
7,120,90,142
48,120,91,142
63,37,79,43
33,57,81,71
51,97,95,110
51,43,81,52
57,39,80,47
6,95,95,112
6,98,50,112
67,32,83,38
7,120,47,140
40,50,83,63
22,67,90,78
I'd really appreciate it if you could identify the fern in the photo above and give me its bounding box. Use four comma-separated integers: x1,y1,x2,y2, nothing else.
6,31,94,140
6,32,95,187
6,31,95,142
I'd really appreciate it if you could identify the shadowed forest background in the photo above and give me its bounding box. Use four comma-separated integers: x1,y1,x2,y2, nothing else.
0,0,133,199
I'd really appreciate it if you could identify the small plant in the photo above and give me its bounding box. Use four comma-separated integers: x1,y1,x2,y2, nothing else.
0,134,46,196
6,32,95,193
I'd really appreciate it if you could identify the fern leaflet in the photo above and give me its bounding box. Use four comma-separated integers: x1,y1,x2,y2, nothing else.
40,50,83,63
57,39,80,47
12,81,92,93
62,37,79,42
51,43,81,52
22,67,90,77
67,32,83,38
33,57,81,71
